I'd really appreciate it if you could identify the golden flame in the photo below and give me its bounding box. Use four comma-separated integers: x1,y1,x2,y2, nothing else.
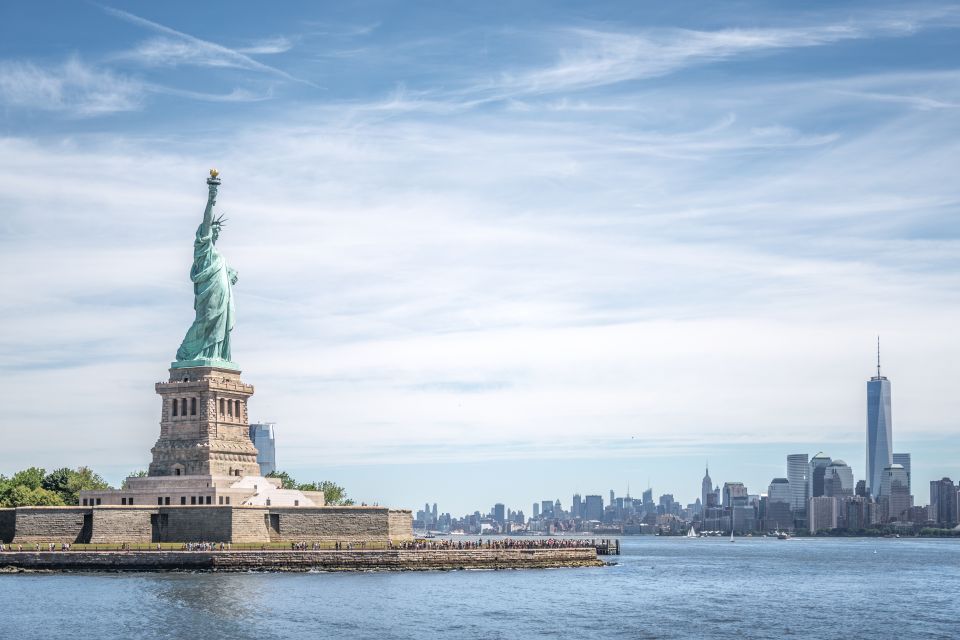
210,168,219,178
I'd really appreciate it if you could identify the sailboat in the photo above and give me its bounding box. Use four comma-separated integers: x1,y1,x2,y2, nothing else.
687,526,697,539
729,529,735,542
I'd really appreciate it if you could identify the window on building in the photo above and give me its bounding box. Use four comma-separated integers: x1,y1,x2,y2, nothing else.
129,497,134,505
96,498,102,505
165,497,170,505
228,400,233,418
220,398,225,416
157,497,163,505
266,498,271,506
121,497,126,505
172,398,178,417
235,400,241,418
294,500,299,507
180,398,187,416
225,497,230,505
190,397,197,415
205,496,212,505
175,468,181,476
191,496,197,505
82,498,88,506
218,496,223,505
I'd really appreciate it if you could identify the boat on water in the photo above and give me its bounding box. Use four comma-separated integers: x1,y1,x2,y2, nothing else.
776,530,790,540
729,530,735,542
687,526,698,539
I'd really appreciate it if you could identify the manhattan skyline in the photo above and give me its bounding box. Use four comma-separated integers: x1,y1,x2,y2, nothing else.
1,0,959,514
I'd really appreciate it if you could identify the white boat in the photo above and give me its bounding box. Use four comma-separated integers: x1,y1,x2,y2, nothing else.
687,526,698,539
729,529,735,542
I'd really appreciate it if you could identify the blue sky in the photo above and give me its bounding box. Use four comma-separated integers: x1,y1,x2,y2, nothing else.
0,1,958,514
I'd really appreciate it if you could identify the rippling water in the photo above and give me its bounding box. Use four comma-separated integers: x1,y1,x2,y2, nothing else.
3,537,958,639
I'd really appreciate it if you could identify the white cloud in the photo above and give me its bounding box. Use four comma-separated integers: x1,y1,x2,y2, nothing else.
0,56,142,116
102,5,310,84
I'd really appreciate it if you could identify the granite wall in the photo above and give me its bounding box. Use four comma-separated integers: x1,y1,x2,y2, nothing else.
89,508,155,544
12,507,90,543
388,510,414,541
4,505,413,543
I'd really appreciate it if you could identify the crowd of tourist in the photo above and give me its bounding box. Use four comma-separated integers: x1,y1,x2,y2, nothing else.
390,537,608,550
0,537,612,552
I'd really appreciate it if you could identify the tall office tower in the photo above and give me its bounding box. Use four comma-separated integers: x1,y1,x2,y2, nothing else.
493,503,505,524
541,500,554,518
766,478,793,531
248,422,277,476
867,341,892,497
892,453,911,495
572,494,582,519
808,453,832,498
532,502,540,519
722,482,748,506
823,460,855,497
787,454,809,514
701,465,713,510
881,464,911,522
584,495,604,521
554,499,562,517
642,488,653,506
808,496,838,532
930,478,956,524
610,489,615,505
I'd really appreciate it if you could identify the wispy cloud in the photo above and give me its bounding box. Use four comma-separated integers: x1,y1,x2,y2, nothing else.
469,11,958,100
101,5,312,85
0,56,142,116
237,36,296,55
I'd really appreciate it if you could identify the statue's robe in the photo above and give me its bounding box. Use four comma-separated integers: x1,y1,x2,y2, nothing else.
176,223,235,362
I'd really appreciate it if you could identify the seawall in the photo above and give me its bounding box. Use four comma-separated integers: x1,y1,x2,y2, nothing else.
0,548,603,572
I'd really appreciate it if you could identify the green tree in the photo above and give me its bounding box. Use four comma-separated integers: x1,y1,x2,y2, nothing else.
266,470,297,489
1,485,65,507
42,467,74,500
316,480,354,506
64,466,110,504
10,467,46,490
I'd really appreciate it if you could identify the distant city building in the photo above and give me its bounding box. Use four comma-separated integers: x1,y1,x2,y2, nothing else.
493,503,505,524
248,422,276,476
766,478,792,531
572,494,582,519
554,499,562,518
824,460,854,498
808,496,837,532
642,488,653,507
787,453,809,515
930,478,957,525
880,464,911,522
892,453,911,495
722,482,747,506
809,452,832,498
701,465,713,511
532,502,539,519
541,500,554,518
866,343,892,497
584,495,604,521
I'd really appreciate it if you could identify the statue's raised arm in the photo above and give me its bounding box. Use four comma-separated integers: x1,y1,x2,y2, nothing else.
173,169,239,370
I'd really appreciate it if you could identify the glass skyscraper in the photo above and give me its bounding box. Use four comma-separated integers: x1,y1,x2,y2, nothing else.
866,346,892,498
787,453,809,514
248,422,277,476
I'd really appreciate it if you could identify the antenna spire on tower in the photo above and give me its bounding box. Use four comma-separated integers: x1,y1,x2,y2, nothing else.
877,335,881,378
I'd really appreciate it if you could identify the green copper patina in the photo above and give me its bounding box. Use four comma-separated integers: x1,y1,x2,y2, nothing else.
172,170,239,370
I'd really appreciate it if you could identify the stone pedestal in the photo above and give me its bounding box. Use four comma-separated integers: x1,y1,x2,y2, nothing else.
149,366,261,477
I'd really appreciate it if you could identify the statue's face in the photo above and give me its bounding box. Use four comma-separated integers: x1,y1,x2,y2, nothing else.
212,226,220,242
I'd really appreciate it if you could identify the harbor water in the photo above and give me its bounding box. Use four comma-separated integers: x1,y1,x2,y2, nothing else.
2,536,958,639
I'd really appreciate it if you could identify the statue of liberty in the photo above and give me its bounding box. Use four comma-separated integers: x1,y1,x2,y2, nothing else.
173,170,239,369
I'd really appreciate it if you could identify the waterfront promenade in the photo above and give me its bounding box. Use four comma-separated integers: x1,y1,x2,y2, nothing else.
0,545,604,572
